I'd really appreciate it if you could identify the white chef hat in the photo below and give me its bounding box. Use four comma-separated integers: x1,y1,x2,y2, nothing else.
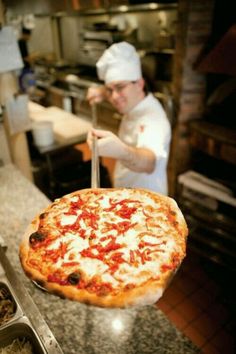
96,42,142,84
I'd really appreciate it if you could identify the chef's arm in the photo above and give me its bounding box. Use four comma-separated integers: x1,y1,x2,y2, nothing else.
87,129,156,174
121,146,156,173
24,52,40,64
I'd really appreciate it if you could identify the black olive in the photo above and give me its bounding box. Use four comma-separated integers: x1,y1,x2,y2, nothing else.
67,272,81,285
39,213,47,220
29,232,46,244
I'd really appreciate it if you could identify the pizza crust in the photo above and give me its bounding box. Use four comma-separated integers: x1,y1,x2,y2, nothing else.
19,188,188,308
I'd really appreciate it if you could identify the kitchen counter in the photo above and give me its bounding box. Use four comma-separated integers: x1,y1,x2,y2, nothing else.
0,164,199,354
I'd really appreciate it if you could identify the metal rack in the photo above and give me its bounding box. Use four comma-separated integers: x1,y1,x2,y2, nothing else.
177,171,236,272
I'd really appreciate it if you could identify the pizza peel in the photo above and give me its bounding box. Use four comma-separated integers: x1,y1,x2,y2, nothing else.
91,103,100,189
27,103,187,305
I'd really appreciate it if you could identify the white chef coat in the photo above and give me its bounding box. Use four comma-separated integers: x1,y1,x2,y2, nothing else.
114,93,171,195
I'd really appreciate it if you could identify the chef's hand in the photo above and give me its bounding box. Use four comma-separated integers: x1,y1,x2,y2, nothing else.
86,86,106,105
87,129,128,159
87,128,156,174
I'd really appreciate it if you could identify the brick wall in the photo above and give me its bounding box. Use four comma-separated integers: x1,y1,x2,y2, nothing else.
168,0,215,196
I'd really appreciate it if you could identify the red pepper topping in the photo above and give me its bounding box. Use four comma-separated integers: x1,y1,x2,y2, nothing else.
105,198,140,210
129,250,135,263
70,196,84,210
80,247,104,261
43,249,60,263
100,235,114,242
48,272,68,285
64,210,77,216
88,231,96,241
78,209,99,229
161,264,174,272
28,258,41,269
129,248,154,265
77,279,86,289
125,283,135,290
104,198,140,219
61,261,80,267
80,237,124,261
86,279,113,296
116,204,137,219
110,252,125,263
138,240,164,248
103,238,123,252
135,249,152,264
109,264,119,274
79,229,86,239
167,208,178,227
108,252,126,274
43,242,68,263
161,252,180,272
103,221,137,235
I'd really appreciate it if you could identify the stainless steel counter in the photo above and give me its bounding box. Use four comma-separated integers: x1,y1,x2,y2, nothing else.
0,164,199,354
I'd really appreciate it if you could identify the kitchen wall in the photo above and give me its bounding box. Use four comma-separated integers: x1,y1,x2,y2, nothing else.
70,7,177,65
28,16,55,56
6,2,178,65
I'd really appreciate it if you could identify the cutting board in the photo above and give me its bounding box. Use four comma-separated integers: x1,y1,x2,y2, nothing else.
28,101,46,114
28,104,92,141
54,118,92,142
29,105,68,123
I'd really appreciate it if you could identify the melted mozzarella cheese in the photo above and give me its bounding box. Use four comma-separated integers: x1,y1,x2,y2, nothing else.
68,236,89,254
60,214,77,226
79,219,87,229
101,272,119,286
116,230,138,258
98,196,111,208
79,258,108,278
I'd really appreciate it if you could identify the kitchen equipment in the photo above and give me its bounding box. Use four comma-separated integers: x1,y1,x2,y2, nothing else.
29,105,92,144
0,319,46,354
32,121,54,147
91,104,100,189
78,21,137,66
178,171,236,271
0,246,63,353
0,281,20,328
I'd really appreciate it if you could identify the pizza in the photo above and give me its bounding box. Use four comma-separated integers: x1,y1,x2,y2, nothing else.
19,188,188,308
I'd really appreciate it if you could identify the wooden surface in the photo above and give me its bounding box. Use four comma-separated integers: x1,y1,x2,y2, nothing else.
1,71,33,182
3,113,33,181
189,120,236,165
29,104,92,142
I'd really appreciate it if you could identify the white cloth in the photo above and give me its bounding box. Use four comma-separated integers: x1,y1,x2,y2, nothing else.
114,93,171,195
96,42,142,84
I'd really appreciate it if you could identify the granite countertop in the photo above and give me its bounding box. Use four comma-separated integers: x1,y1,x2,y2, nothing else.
0,164,199,354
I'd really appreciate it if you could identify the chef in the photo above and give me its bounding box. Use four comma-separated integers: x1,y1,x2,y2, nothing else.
87,42,171,195
18,27,37,92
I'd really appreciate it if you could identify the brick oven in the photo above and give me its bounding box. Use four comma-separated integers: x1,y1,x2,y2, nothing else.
170,0,236,274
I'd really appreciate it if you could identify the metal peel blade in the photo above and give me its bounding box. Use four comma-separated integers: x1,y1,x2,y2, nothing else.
91,104,100,188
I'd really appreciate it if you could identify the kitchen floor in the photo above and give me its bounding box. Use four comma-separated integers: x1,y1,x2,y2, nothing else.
157,249,236,354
